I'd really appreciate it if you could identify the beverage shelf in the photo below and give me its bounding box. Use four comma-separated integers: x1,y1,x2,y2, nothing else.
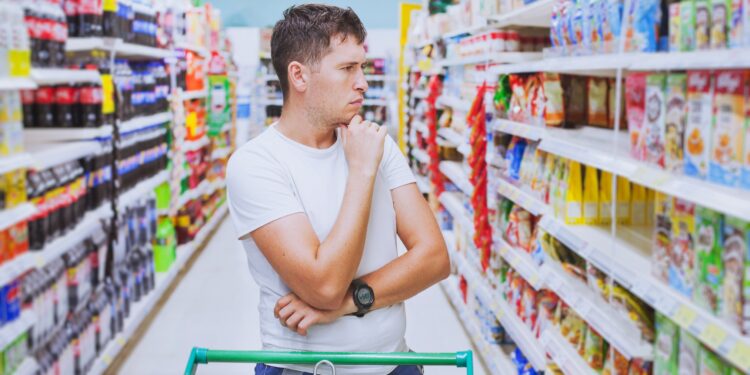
488,0,555,28
24,125,114,141
118,112,172,135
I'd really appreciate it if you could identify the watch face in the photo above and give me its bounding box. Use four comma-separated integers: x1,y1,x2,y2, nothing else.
356,287,374,305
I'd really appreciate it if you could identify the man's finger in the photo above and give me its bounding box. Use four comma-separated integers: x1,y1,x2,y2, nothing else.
297,315,316,336
278,303,296,322
274,296,293,318
349,115,362,126
285,311,305,333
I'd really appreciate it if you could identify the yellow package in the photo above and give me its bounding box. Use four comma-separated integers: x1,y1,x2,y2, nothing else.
566,160,584,225
647,188,656,225
4,170,26,208
631,183,648,225
599,171,613,225
616,176,632,224
583,165,599,224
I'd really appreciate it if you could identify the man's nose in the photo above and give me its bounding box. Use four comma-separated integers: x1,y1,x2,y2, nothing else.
354,69,368,92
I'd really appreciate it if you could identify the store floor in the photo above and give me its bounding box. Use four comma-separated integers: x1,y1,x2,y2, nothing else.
116,217,486,375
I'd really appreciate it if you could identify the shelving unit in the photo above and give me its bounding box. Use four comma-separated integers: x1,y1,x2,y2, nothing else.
65,37,174,59
0,153,33,174
0,310,36,352
24,126,114,141
118,112,172,135
0,77,37,91
26,140,104,170
117,171,171,210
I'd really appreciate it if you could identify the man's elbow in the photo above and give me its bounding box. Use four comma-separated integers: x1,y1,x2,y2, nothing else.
306,281,348,310
434,241,451,281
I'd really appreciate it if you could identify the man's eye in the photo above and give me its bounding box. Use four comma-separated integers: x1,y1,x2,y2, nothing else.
344,66,354,71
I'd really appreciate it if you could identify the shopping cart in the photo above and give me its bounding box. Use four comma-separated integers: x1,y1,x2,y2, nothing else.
184,348,474,374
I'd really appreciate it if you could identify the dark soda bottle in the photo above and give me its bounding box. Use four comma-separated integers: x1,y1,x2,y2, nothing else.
78,0,102,36
51,5,67,67
102,0,117,37
20,90,35,128
64,0,79,37
54,85,76,128
79,81,102,128
35,87,55,127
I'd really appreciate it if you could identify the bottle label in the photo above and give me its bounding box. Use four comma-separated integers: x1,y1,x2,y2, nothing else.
9,50,31,77
80,86,102,104
103,0,117,12
101,74,115,115
55,86,76,104
35,87,55,104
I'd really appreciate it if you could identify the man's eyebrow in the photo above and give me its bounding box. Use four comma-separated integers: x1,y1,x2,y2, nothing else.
337,61,367,67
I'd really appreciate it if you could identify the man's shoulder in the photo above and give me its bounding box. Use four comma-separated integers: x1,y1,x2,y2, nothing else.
228,129,279,167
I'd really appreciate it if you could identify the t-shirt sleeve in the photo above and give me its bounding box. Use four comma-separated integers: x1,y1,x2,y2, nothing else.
226,149,304,239
381,135,416,191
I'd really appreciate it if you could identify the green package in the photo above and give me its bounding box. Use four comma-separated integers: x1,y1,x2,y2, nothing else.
710,0,731,49
720,215,748,331
693,206,724,313
699,346,727,375
655,313,679,375
680,0,697,50
494,74,511,117
678,329,700,375
665,73,687,173
207,74,231,136
695,0,711,50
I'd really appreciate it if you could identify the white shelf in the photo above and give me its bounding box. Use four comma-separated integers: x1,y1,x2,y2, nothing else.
437,95,472,112
438,52,543,67
411,148,430,164
412,121,428,134
0,252,32,287
211,147,231,160
440,277,518,375
0,77,36,91
437,127,466,147
206,179,225,196
439,192,474,237
180,90,208,100
30,68,101,85
24,126,114,141
488,0,555,28
0,153,33,174
629,49,750,70
439,161,474,196
117,171,169,210
495,178,549,216
12,357,40,375
66,37,173,59
494,236,544,290
0,310,36,351
412,90,428,99
415,174,431,194
175,42,209,57
118,112,172,135
31,203,112,269
26,141,104,170
0,203,35,231
541,328,597,375
492,119,545,141
488,53,633,77
182,136,210,153
442,23,489,39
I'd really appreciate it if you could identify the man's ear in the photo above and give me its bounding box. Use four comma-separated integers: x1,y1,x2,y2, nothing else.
288,61,308,94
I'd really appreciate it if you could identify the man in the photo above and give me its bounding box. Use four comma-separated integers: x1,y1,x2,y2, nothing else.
226,4,449,375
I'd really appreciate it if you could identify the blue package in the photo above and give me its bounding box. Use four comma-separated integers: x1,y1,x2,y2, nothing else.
506,139,528,181
551,2,562,49
0,285,7,327
631,0,662,52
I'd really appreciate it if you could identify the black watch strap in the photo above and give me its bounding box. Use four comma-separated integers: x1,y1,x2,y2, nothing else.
351,279,374,318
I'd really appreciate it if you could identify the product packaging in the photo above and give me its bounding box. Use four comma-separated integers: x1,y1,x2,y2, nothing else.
631,183,648,225
681,0,697,50
611,282,656,341
654,192,674,282
670,3,682,51
665,73,688,173
745,216,750,335
589,0,603,52
207,75,230,136
582,165,599,224
599,170,613,225
563,75,588,126
627,73,648,160
685,71,714,179
602,0,624,52
566,160,584,224
743,107,750,189
729,0,745,47
616,176,631,224
645,74,667,167
627,0,662,52
584,327,607,371
699,347,727,374
587,262,610,300
647,187,656,225
693,206,724,313
696,0,712,49
495,74,512,116
654,312,679,375
670,198,697,297
709,70,746,187
588,77,609,127
720,215,747,331
544,73,565,126
711,0,731,49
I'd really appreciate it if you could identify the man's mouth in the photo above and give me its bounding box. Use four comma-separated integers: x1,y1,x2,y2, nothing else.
350,98,364,105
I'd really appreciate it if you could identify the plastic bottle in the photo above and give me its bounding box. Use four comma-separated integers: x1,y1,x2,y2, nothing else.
78,0,102,36
20,89,34,128
79,78,102,128
153,217,175,272
35,86,55,127
54,84,76,127
0,1,12,77
64,0,79,37
102,0,117,36
50,1,67,67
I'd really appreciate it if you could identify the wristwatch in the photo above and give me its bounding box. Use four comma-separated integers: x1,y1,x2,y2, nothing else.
351,279,374,318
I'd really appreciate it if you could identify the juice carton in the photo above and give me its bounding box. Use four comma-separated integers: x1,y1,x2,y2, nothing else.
693,207,724,313
678,330,700,374
566,160,584,224
746,0,750,45
626,73,648,160
645,74,667,168
709,70,746,188
599,170,613,224
654,313,679,375
616,176,631,224
681,0,697,50
647,187,656,225
729,0,745,47
720,215,747,331
653,192,674,283
670,198,696,297
711,0,732,48
631,183,648,225
696,0,712,50
583,165,599,224
670,3,682,51
685,71,714,179
665,74,687,173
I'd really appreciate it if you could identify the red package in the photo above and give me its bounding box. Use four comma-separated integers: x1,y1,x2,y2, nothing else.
626,73,648,160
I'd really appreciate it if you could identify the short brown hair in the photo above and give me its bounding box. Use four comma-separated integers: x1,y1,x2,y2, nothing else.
271,4,367,100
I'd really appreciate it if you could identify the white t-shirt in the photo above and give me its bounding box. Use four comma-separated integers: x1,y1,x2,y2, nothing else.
226,124,416,374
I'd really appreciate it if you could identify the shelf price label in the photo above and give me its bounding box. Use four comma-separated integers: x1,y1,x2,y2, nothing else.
727,342,750,371
671,305,698,327
699,323,728,349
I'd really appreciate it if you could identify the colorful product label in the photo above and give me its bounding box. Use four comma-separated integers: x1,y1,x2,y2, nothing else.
709,70,746,187
685,71,713,178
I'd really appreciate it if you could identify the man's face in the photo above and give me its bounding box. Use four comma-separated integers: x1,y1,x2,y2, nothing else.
305,35,368,127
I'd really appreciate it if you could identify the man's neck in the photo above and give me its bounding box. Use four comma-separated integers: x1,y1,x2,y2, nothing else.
275,101,337,149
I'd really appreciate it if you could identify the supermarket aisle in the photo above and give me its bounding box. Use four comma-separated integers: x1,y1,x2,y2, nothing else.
117,216,486,375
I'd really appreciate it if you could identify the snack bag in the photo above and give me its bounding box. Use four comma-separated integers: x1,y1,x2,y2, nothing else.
603,347,630,375
699,347,727,374
678,329,700,375
631,183,648,225
681,0,697,50
654,312,679,375
685,71,714,179
665,73,687,173
583,165,599,224
709,70,746,187
626,0,662,52
602,0,624,52
563,75,588,126
599,170,613,224
589,0,604,51
670,198,697,297
566,160,584,224
509,75,529,122
729,0,745,47
551,2,563,49
616,176,631,224
544,73,566,125
588,77,609,127
494,74,512,117
587,262,610,299
693,206,724,313
654,192,674,283
573,0,587,48
743,78,750,190
696,0,712,50
711,0,731,49
645,73,667,168
670,3,682,51
626,73,648,160
584,327,607,371
611,282,656,341
720,215,747,331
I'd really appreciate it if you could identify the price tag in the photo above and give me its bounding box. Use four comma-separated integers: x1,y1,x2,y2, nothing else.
117,336,126,346
727,342,750,371
699,324,728,348
657,297,679,316
103,354,113,365
34,255,44,268
671,305,698,327
529,273,540,288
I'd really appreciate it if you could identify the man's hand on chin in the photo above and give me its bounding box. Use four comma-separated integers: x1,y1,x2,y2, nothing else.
274,292,356,336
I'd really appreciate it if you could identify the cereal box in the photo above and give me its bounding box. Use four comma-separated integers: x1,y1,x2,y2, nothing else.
665,74,687,173
678,330,700,375
696,0,712,50
729,0,745,47
709,70,746,188
670,3,682,51
693,207,724,314
645,74,667,168
627,73,648,160
711,0,731,49
681,0,697,50
670,198,696,298
743,111,750,189
721,215,747,331
744,217,750,335
653,192,674,283
654,312,679,375
685,71,714,179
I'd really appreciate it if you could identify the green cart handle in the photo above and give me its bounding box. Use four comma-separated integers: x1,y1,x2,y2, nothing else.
185,348,474,375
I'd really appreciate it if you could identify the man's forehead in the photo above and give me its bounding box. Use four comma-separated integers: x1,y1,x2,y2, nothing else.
326,35,366,60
